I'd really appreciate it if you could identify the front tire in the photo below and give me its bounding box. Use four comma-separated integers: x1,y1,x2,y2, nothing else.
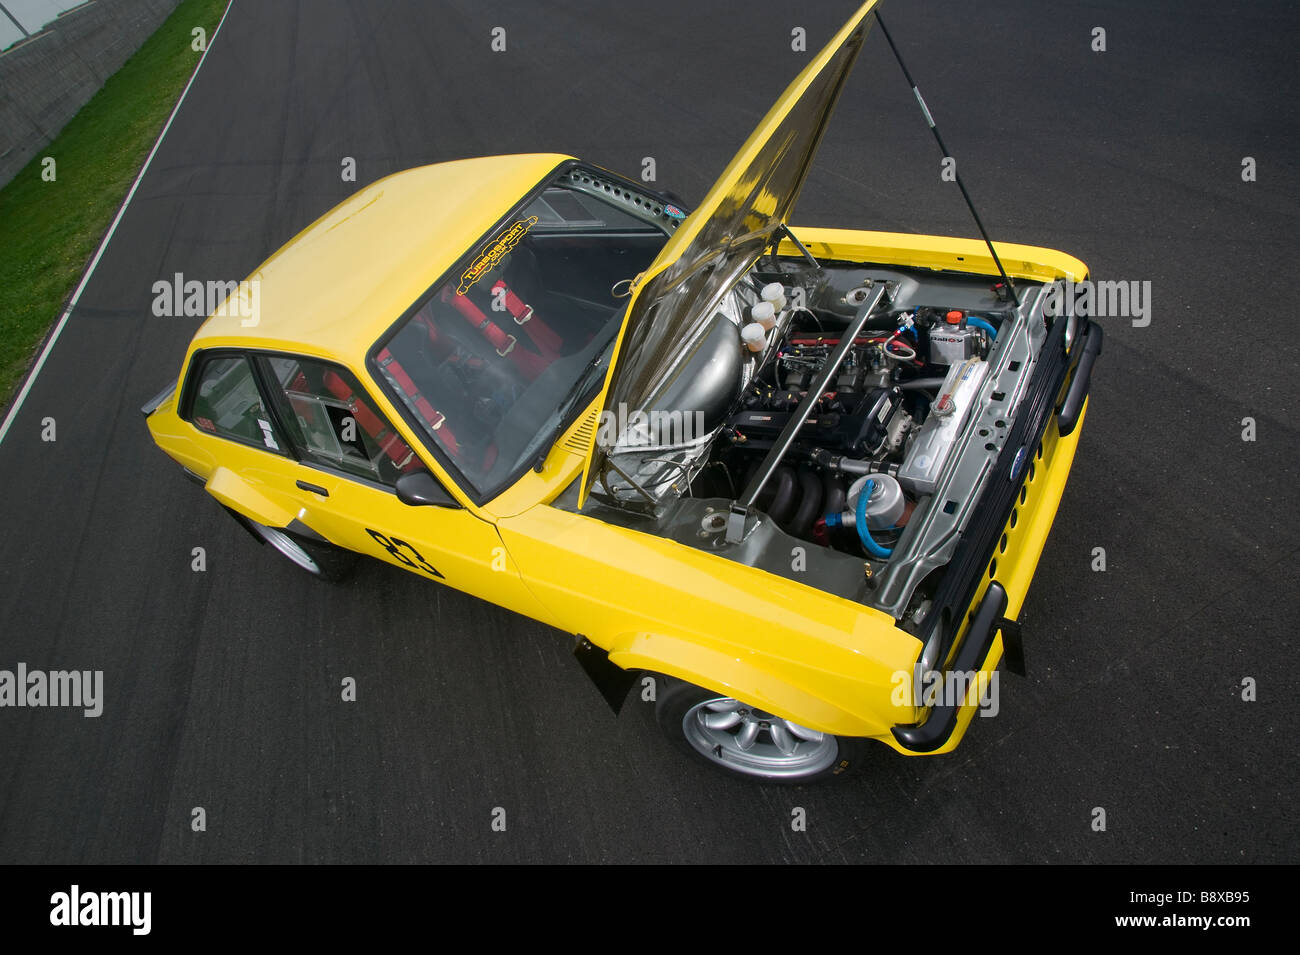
654,677,865,783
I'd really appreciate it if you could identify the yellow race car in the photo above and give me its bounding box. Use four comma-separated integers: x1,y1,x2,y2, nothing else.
144,1,1101,782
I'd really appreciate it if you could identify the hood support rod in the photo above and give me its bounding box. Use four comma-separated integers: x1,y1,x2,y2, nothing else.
777,223,820,269
874,11,1020,307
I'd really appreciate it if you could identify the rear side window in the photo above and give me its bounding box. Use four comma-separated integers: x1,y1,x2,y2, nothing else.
260,355,427,487
187,354,285,453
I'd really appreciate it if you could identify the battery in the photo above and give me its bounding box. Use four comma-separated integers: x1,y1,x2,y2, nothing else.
897,358,989,495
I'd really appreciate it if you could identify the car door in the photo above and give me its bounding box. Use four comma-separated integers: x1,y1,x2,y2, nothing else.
250,351,545,618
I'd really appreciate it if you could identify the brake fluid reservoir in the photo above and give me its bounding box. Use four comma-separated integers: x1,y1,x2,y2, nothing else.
897,357,989,495
750,301,777,330
740,322,767,352
761,282,787,313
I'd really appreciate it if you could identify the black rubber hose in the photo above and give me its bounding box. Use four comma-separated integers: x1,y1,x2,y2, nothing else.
754,469,778,510
789,468,824,537
766,466,798,527
820,471,846,546
899,377,946,391
821,471,846,519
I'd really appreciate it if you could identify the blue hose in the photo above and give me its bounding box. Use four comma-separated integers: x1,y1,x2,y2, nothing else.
966,315,998,340
856,479,892,559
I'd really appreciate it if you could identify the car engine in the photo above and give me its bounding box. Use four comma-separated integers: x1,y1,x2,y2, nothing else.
584,258,1055,622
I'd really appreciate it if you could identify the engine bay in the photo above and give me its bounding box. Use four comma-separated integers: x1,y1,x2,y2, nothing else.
576,256,1056,625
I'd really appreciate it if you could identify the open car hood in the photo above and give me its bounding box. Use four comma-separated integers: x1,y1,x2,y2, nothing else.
578,0,879,505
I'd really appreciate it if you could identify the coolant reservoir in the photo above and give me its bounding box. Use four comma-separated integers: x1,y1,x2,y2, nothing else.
897,358,989,495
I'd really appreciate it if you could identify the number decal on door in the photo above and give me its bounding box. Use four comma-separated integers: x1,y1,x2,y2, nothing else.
366,528,444,579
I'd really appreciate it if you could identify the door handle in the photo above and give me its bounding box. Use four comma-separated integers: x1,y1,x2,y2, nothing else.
296,479,329,497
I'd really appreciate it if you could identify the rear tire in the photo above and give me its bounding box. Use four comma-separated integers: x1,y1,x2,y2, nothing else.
225,508,357,582
654,676,866,783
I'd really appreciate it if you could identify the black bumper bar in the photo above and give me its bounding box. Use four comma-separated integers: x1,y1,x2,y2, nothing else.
891,313,1103,754
1057,321,1103,437
891,582,1010,753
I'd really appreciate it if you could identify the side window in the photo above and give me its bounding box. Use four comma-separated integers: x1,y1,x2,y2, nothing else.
187,354,285,453
260,355,428,488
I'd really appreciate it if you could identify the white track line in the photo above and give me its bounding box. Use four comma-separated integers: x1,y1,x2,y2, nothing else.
0,0,234,448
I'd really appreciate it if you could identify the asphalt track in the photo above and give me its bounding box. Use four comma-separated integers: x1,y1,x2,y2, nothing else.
0,0,1296,864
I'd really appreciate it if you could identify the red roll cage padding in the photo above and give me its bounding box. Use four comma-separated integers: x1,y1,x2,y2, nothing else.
490,279,562,357
375,348,460,456
440,289,549,380
322,370,422,473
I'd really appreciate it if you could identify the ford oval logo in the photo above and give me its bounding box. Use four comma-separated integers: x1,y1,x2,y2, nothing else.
1010,445,1028,482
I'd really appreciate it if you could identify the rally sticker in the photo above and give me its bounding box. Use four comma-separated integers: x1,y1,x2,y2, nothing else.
457,216,538,294
257,419,280,450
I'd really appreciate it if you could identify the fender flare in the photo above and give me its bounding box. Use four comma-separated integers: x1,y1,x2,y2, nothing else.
605,631,893,739
204,466,297,530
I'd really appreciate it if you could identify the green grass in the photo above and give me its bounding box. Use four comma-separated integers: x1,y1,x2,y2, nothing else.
0,0,229,411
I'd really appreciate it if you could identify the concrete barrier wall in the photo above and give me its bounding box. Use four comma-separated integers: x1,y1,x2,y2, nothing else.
0,0,182,188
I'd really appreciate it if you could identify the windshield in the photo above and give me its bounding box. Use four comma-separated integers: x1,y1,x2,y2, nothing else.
370,173,671,498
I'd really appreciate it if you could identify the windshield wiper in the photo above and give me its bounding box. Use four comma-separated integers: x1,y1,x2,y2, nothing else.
531,350,610,472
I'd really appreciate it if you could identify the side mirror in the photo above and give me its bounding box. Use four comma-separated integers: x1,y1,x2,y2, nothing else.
395,471,461,508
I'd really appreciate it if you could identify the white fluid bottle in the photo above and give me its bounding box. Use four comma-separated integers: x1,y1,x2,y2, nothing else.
740,322,767,352
750,301,777,331
761,282,787,313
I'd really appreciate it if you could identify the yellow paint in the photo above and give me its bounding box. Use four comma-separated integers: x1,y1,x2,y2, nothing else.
190,154,570,363
145,0,1095,754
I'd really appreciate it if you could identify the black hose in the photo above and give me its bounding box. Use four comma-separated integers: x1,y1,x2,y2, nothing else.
754,469,777,510
789,468,824,538
766,466,798,527
821,471,846,518
900,377,946,391
701,460,736,497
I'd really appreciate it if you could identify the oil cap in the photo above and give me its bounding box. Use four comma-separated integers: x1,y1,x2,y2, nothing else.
945,310,964,325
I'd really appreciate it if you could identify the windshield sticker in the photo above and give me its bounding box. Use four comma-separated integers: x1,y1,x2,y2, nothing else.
457,216,538,294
